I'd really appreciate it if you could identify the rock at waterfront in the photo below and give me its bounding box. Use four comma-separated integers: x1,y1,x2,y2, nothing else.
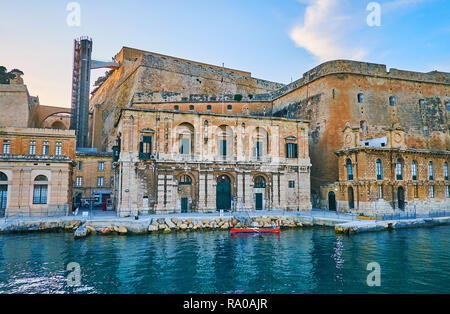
148,225,158,232
117,226,128,234
86,225,96,234
165,218,176,229
180,224,188,230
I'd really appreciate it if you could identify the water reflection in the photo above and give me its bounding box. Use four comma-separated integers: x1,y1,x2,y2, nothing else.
0,227,449,294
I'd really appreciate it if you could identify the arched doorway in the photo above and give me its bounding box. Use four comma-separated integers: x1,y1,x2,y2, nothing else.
328,191,336,211
348,187,355,210
398,187,405,210
216,175,231,211
178,174,193,213
254,176,266,211
0,172,8,217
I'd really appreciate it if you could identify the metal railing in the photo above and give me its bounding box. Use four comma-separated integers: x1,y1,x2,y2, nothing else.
377,210,450,221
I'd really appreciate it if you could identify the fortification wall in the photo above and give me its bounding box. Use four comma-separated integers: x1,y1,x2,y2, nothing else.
90,47,284,151
272,61,450,194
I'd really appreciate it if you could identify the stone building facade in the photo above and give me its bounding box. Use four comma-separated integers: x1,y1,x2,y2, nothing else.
270,60,449,203
0,127,76,217
320,125,450,215
73,149,114,207
113,108,311,216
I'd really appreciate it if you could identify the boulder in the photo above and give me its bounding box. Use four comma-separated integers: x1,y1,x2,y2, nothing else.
86,225,96,234
180,224,188,230
158,224,167,230
117,226,128,234
148,225,158,232
165,218,176,229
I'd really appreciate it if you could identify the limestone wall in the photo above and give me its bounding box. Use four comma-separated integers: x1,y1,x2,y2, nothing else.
0,84,30,128
272,62,450,193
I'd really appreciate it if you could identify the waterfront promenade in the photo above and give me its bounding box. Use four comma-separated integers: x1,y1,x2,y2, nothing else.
1,208,450,236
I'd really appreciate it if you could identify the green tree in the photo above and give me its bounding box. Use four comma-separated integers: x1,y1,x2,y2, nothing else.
0,66,17,84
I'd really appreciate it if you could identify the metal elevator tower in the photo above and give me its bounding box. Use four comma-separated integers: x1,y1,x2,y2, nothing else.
70,37,92,148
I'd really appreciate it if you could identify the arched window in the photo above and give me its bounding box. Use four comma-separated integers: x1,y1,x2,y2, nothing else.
254,176,266,188
429,161,434,180
0,172,7,181
396,159,403,180
376,159,383,180
411,160,418,181
33,175,48,204
179,175,192,185
346,159,354,180
444,162,448,181
357,93,364,103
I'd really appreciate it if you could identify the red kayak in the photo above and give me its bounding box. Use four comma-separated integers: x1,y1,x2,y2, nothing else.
230,227,280,235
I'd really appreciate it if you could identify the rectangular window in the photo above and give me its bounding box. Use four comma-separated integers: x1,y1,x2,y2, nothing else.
2,140,10,154
139,136,152,159
181,138,190,155
414,185,419,199
288,181,295,188
97,177,104,187
98,161,105,171
77,161,83,171
42,141,49,155
446,186,450,198
429,186,434,198
76,177,83,187
29,140,36,155
220,139,227,157
255,141,263,158
33,185,48,204
445,163,449,181
110,177,114,187
55,142,62,156
412,162,417,181
286,143,298,158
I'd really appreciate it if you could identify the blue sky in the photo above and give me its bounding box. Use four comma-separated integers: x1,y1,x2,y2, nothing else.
0,0,449,107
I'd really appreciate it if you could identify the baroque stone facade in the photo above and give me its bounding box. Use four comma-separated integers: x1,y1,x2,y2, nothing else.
320,125,450,215
113,108,311,216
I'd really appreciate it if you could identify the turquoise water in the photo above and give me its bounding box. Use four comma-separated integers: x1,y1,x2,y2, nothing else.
0,226,449,294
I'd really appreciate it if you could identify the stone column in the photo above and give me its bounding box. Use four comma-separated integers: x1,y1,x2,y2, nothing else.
244,172,253,210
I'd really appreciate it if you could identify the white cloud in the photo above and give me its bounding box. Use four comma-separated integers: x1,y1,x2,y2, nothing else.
289,0,368,63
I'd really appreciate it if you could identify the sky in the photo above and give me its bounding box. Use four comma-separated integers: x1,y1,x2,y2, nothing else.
0,0,449,108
